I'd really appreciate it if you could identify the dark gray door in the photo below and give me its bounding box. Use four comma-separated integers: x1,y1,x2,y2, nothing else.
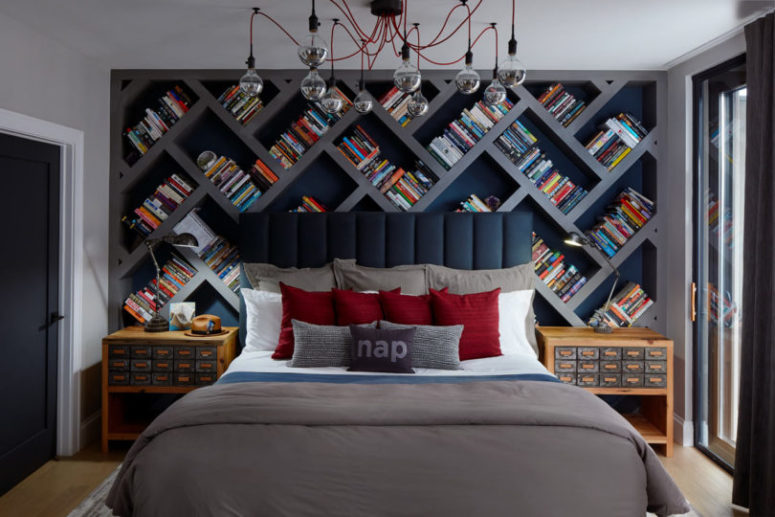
0,133,60,495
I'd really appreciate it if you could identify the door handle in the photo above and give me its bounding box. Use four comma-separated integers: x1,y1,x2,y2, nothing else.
690,282,696,322
49,313,65,325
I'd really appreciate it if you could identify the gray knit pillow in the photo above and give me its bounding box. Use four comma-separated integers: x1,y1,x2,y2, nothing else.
290,320,376,368
379,321,462,370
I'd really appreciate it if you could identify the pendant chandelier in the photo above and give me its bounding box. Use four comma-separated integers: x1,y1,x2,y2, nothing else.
239,0,527,116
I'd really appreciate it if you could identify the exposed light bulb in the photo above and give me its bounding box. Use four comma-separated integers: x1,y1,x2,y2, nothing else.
300,68,326,101
455,64,480,95
239,68,263,97
483,77,507,105
298,31,329,67
407,91,429,117
393,60,421,93
353,89,373,114
320,85,343,114
498,51,527,87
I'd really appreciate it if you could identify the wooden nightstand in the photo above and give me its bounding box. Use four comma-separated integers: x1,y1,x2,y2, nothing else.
536,326,673,457
101,326,238,452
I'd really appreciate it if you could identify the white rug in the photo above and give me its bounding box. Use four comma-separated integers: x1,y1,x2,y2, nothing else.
67,465,120,517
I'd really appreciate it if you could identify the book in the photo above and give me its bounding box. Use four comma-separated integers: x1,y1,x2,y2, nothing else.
536,83,587,128
584,113,648,171
217,84,264,125
291,196,327,213
201,155,278,211
122,252,197,323
531,232,587,302
583,187,655,258
589,282,654,328
122,175,195,237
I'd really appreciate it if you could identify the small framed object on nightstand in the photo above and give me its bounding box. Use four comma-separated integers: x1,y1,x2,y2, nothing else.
536,326,674,457
101,326,238,452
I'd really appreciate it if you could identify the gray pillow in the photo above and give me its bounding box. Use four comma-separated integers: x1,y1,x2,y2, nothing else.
244,260,354,293
425,263,538,354
333,258,428,295
380,321,462,370
289,320,376,368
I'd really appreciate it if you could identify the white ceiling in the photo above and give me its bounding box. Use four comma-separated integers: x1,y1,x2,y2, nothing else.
1,0,771,71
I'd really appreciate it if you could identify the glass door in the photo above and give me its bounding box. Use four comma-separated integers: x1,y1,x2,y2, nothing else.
693,56,746,469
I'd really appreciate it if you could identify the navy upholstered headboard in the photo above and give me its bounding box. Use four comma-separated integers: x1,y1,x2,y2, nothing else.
238,210,533,347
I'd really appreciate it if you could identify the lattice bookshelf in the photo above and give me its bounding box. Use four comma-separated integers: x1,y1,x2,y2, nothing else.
109,69,666,332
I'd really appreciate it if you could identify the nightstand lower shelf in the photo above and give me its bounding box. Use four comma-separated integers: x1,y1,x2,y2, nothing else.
623,413,668,444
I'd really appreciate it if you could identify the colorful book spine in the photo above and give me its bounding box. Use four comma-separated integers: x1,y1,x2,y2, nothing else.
122,253,198,323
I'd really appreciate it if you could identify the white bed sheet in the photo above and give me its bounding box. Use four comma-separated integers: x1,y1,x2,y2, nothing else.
225,349,553,377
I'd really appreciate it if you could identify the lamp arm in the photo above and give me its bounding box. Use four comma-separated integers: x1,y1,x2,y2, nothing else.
600,253,621,312
145,241,163,318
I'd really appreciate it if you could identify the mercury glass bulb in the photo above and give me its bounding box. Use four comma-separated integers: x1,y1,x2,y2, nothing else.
497,54,527,87
320,86,343,114
239,68,263,97
300,68,326,101
407,91,429,117
353,90,373,114
393,59,422,93
297,32,329,67
455,64,481,95
483,78,508,106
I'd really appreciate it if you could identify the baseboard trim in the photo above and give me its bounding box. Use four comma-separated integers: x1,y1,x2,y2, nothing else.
79,410,101,451
674,414,694,446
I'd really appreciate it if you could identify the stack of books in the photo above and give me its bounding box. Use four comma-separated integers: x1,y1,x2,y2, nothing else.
585,113,648,171
123,253,198,323
585,187,655,257
536,83,586,127
531,232,587,302
427,97,514,170
512,147,589,214
378,87,416,127
268,88,353,169
173,211,241,293
202,155,277,212
291,196,327,212
494,120,538,162
336,125,436,211
121,174,195,236
124,85,194,165
455,194,492,212
217,85,264,125
590,282,653,328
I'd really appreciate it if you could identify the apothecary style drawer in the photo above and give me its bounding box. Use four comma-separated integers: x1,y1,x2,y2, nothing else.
645,360,667,373
108,372,129,385
622,360,644,373
174,360,195,372
131,345,152,359
622,374,643,387
556,373,576,385
195,360,217,373
555,347,576,360
577,374,599,387
151,373,172,386
577,347,599,360
174,373,195,385
153,346,173,359
108,358,129,371
645,347,668,360
196,347,217,359
622,347,645,360
174,346,195,359
645,374,667,388
554,360,576,372
130,359,152,372
600,347,621,360
130,372,151,385
108,345,129,358
152,360,173,372
600,374,621,387
577,361,599,373
196,373,217,385
600,360,621,373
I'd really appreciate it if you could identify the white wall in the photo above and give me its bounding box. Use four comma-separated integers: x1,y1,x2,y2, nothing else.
0,12,110,437
664,31,746,445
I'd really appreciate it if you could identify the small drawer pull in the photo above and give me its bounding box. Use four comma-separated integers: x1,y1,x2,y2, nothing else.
559,350,573,356
581,350,595,356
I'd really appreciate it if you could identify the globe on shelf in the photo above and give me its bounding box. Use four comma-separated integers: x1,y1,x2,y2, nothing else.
407,91,429,117
353,90,373,114
239,68,263,97
455,64,481,95
196,151,217,171
297,32,329,67
300,68,326,101
483,78,508,105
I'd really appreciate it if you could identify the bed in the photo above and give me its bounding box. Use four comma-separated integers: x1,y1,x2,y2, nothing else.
107,212,689,516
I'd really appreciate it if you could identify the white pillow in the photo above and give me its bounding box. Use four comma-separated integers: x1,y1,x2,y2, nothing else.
241,288,282,352
499,290,536,358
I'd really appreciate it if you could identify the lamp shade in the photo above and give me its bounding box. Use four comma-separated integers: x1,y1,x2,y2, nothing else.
162,233,199,248
564,231,589,247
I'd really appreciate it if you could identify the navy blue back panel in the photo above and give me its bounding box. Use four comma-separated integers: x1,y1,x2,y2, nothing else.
238,210,533,348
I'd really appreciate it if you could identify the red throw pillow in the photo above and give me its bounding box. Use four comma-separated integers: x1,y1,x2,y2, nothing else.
429,288,501,361
333,288,399,325
379,290,435,325
274,282,336,359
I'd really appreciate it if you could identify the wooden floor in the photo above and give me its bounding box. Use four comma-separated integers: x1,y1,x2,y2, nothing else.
0,444,742,517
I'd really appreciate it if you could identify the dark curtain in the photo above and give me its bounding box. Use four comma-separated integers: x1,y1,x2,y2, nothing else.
733,11,775,516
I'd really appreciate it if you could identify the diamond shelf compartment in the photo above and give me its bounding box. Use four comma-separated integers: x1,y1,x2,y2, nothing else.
533,291,571,326
351,194,383,212
267,152,358,212
366,80,440,127
523,81,602,127
573,239,658,325
427,153,518,212
574,82,657,151
121,80,200,166
177,108,262,169
184,281,239,327
200,79,281,125
118,151,199,254
573,153,657,235
412,87,520,150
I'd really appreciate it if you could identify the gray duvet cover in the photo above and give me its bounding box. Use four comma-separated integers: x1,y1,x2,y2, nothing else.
107,380,690,517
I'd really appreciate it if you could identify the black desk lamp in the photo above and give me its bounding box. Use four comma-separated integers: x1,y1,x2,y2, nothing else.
564,231,619,334
144,233,199,332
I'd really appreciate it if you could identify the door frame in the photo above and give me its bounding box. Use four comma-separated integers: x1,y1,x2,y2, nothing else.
0,108,84,456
